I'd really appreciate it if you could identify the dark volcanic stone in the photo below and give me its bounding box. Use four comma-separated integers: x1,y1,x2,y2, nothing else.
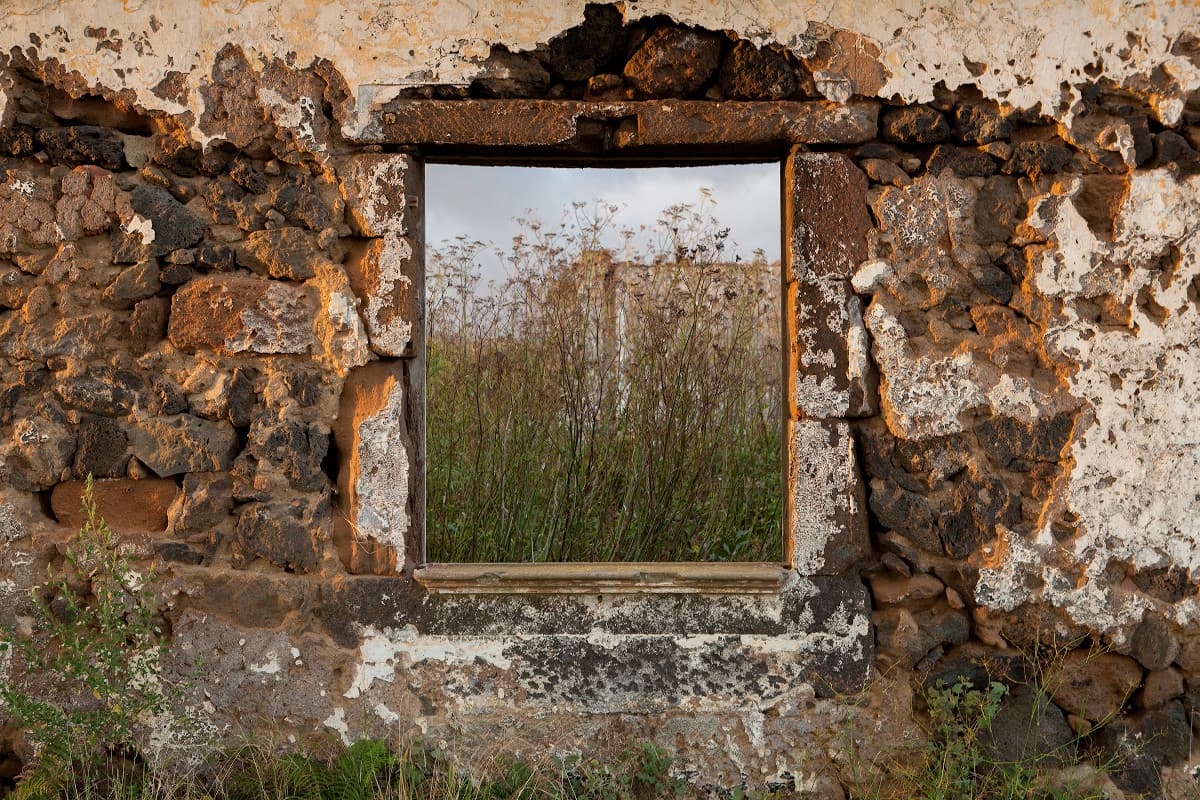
127,414,239,476
234,496,326,572
1098,702,1190,797
236,226,323,280
882,106,951,144
228,157,269,194
548,3,625,82
875,605,969,668
170,471,235,534
938,468,1021,558
926,145,997,177
202,178,246,225
72,415,130,479
1152,130,1199,170
623,26,722,97
1131,566,1196,604
1003,140,1074,176
892,434,971,483
271,178,333,231
8,411,75,491
1131,614,1181,672
974,177,1025,244
280,365,323,407
243,409,329,492
984,685,1075,766
225,368,256,428
148,376,188,416
35,126,126,170
129,185,206,256
719,41,797,100
868,480,939,552
472,48,551,98
1049,651,1143,723
103,261,162,308
130,296,170,351
954,101,1013,143
975,413,1074,471
155,541,205,565
159,262,192,286
197,243,236,272
55,368,142,416
0,126,36,157
968,262,1015,304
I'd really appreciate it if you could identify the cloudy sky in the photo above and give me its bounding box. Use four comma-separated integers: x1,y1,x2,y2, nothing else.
425,162,780,283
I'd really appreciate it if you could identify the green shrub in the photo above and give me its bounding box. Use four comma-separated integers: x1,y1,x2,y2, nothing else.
0,477,192,797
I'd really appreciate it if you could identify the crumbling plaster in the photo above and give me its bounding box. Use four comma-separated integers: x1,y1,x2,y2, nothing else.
3,0,1198,142
973,169,1200,635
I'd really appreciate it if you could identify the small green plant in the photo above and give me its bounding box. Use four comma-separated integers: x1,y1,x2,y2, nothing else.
0,477,190,797
918,677,1009,800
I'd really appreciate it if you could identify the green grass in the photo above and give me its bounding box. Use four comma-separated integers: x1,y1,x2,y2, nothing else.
1,738,699,800
426,203,783,563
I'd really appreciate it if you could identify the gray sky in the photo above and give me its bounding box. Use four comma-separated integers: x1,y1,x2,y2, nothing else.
425,163,780,283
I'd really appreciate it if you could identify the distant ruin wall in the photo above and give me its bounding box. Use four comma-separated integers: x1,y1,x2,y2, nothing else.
0,2,1199,796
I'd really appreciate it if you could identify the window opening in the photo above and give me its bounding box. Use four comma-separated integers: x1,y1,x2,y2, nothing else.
424,163,782,563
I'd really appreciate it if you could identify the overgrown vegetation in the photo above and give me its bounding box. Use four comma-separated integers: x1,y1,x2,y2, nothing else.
426,197,782,562
0,736,699,800
0,477,193,799
837,663,1142,800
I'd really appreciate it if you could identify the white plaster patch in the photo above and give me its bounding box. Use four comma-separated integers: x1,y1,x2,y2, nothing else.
788,420,860,574
363,234,416,356
259,88,322,151
123,213,155,245
865,303,987,438
353,379,410,553
972,170,1200,634
373,702,399,724
986,375,1053,424
9,178,34,198
248,650,282,675
345,624,511,700
0,503,25,543
323,707,351,744
851,259,891,293
309,263,372,373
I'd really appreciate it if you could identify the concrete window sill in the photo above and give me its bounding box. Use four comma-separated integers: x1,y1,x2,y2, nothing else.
414,562,791,594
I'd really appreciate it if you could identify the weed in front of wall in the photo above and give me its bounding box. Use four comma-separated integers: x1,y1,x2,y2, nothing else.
0,476,197,799
828,653,1140,800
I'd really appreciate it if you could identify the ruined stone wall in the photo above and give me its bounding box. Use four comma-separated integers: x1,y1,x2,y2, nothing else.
1,1,1199,797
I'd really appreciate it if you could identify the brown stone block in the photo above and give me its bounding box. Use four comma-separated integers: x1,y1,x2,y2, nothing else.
376,99,878,148
787,419,869,575
344,235,422,357
1047,651,1143,723
51,477,179,534
168,274,317,355
785,150,872,282
623,100,879,147
332,360,412,575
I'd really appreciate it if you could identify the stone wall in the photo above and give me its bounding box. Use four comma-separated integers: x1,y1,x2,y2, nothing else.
0,1,1199,797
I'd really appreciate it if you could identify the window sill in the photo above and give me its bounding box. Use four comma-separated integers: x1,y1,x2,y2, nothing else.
414,562,791,594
